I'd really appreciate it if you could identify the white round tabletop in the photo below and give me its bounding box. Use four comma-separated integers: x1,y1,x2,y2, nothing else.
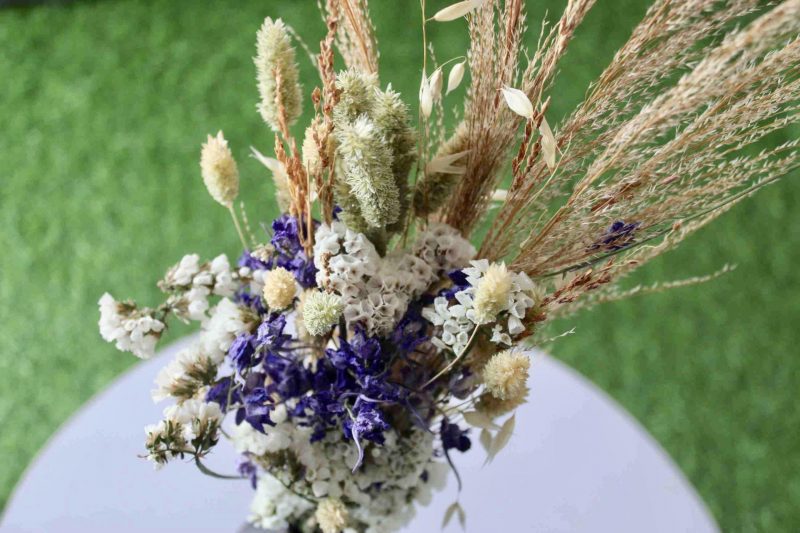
2,337,719,533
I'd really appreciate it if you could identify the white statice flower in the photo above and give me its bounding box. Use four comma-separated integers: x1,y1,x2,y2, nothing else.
143,420,184,469
151,344,216,403
313,221,454,336
236,407,447,533
423,260,538,353
412,223,476,276
249,475,313,531
209,254,237,297
200,298,251,363
184,286,211,322
163,398,223,442
422,295,474,354
167,254,201,287
98,293,165,359
232,405,293,455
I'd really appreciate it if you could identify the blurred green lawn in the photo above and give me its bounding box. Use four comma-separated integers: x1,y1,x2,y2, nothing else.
1,0,798,530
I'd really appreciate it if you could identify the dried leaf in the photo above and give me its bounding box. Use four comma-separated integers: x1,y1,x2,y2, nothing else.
250,146,288,181
457,504,466,530
426,150,470,174
432,0,485,22
463,410,500,430
491,189,508,202
501,86,533,120
446,61,466,94
420,73,434,118
539,115,557,170
442,501,463,529
429,67,444,101
487,413,516,462
479,428,492,453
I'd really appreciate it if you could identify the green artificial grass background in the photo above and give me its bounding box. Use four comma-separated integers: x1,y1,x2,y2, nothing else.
1,0,798,530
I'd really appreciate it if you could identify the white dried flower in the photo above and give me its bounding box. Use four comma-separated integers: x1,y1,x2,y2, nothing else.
200,131,239,208
98,293,165,359
316,498,349,533
482,350,530,402
303,291,344,336
472,262,513,324
262,267,297,310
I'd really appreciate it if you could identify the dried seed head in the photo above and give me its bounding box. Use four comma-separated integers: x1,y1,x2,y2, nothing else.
335,115,400,229
446,61,466,94
262,267,297,310
475,386,528,418
255,17,302,132
302,291,344,337
413,123,469,217
200,131,239,208
482,350,530,402
315,498,349,533
473,262,513,324
334,69,379,123
251,147,291,212
302,117,333,178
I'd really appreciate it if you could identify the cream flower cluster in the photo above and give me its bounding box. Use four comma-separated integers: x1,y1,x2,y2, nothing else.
98,293,165,359
150,297,251,407
423,259,538,353
235,405,447,533
313,220,475,336
151,344,217,403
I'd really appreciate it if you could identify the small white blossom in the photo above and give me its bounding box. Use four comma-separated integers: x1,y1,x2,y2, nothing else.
98,293,165,359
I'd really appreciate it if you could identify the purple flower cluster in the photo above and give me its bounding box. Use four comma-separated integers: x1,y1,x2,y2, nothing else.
205,213,481,479
269,214,317,288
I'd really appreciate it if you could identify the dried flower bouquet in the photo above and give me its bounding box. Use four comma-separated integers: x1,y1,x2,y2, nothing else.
98,0,800,531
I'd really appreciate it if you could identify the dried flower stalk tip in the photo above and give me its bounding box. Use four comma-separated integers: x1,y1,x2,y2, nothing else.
200,131,239,208
255,17,303,132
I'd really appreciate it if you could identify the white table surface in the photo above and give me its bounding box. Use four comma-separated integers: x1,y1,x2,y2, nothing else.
2,337,719,532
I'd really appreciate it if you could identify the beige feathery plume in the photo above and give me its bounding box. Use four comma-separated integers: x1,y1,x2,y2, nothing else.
255,17,303,132
200,131,239,208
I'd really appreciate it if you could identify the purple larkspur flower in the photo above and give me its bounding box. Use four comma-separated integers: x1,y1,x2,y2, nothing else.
255,313,290,351
237,457,258,489
205,376,238,411
228,333,256,373
234,372,275,433
440,418,471,452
